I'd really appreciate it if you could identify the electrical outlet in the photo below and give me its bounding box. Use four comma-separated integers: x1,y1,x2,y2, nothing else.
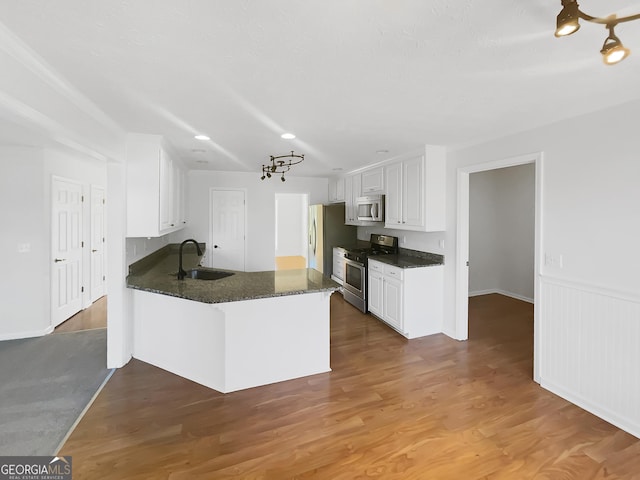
439,239,445,249
545,253,564,268
17,243,30,253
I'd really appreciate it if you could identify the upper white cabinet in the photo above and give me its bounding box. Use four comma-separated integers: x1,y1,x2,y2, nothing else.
328,176,345,203
126,134,187,237
361,167,384,194
344,173,362,225
384,145,445,232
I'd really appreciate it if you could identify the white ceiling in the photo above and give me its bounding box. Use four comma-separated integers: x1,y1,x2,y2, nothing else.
2,0,640,176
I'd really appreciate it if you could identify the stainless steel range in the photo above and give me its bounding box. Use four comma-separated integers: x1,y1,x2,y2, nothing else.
342,234,398,312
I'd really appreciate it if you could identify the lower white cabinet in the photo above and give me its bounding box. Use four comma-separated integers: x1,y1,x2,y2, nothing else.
332,247,345,285
367,259,443,339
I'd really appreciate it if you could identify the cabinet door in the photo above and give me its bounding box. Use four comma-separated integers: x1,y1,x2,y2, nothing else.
383,276,402,331
384,163,402,227
159,148,175,231
329,177,345,203
368,271,384,317
361,167,384,194
335,177,345,201
174,162,186,227
345,174,361,225
332,249,344,280
402,156,424,228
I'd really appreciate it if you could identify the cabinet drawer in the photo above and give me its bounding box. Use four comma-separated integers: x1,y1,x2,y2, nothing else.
368,260,384,273
384,264,404,280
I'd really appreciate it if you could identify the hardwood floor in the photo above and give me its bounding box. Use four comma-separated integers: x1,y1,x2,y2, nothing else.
60,293,640,479
54,296,107,333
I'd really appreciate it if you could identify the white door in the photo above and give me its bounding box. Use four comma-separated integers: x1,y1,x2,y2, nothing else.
90,185,106,302
209,189,246,271
52,177,83,327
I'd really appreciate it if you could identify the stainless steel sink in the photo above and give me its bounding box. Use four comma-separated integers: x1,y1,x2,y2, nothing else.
186,268,234,281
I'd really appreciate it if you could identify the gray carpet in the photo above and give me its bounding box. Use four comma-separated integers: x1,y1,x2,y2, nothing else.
0,328,112,456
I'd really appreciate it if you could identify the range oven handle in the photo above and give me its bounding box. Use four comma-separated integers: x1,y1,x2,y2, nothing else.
344,257,365,269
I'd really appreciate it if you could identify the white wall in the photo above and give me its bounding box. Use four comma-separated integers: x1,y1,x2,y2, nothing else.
0,147,48,338
182,171,328,272
358,226,445,254
445,100,640,437
0,146,106,340
275,193,308,258
469,164,535,302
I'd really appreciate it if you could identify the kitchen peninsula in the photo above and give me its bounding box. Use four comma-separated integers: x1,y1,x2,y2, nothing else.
127,244,339,393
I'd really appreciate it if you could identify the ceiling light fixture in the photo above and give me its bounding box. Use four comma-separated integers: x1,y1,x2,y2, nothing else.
194,134,210,140
281,133,296,139
554,0,640,65
260,151,304,182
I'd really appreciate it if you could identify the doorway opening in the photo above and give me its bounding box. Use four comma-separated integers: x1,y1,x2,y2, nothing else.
52,177,107,333
274,193,308,270
455,153,543,382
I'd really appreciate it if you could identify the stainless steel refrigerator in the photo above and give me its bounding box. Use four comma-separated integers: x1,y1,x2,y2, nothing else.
308,204,357,276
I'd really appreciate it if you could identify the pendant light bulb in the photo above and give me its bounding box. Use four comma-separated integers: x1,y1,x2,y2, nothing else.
601,27,631,65
555,0,581,37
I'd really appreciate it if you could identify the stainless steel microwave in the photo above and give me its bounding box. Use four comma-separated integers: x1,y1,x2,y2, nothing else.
356,195,384,222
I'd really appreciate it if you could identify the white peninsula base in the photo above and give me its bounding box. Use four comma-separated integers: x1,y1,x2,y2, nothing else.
132,289,332,393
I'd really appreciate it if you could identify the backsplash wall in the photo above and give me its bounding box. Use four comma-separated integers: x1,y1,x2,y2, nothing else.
357,226,445,255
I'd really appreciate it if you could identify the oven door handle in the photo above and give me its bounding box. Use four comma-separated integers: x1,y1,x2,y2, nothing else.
344,257,364,269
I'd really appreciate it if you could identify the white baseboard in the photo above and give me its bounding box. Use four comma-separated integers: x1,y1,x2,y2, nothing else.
468,288,534,304
542,378,640,440
0,325,54,341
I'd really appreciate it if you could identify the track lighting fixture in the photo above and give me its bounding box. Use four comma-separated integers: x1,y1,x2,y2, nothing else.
554,0,640,65
260,151,304,182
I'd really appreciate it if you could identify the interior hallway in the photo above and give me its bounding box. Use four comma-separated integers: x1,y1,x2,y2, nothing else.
59,293,640,479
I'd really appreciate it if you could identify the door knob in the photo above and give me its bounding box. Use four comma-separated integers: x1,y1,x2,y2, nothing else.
214,245,220,248
91,249,98,253
54,258,66,263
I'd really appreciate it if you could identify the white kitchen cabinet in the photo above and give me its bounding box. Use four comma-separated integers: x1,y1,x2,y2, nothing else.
383,146,445,232
361,167,384,194
126,133,186,237
332,247,345,285
385,162,402,226
367,259,443,339
382,267,403,331
344,173,362,225
367,262,384,318
328,177,345,203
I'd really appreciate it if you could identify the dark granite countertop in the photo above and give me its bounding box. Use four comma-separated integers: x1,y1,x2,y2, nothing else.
126,244,340,304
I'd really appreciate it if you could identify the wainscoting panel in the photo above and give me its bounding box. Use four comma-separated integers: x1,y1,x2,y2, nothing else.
540,277,640,438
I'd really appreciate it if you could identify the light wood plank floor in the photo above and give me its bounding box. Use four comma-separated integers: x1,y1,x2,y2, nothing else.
60,293,640,479
54,296,107,333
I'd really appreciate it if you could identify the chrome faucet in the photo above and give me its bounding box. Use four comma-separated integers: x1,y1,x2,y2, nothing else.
177,239,203,280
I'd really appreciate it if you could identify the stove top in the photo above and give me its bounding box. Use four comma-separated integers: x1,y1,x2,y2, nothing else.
343,234,398,264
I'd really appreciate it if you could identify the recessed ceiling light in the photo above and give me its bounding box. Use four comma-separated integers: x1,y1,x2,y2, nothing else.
194,135,210,141
281,133,296,139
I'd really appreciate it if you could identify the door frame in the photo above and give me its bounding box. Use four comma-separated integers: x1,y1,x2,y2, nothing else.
208,188,247,271
90,184,106,303
455,152,543,382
